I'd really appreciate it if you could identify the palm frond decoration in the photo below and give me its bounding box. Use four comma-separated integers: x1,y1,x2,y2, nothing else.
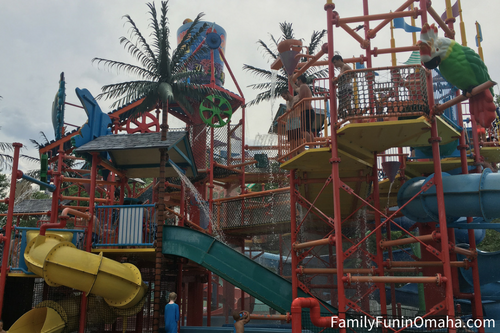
243,22,328,107
0,142,40,171
93,1,223,117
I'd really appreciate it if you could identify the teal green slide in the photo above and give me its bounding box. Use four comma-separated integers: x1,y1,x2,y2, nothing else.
162,225,337,316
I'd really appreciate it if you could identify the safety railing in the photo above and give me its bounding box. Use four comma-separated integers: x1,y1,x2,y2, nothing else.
93,204,156,247
334,64,429,124
276,97,330,161
212,188,291,230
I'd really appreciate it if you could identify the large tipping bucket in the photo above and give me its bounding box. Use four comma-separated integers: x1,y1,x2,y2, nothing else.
277,39,303,76
177,20,227,87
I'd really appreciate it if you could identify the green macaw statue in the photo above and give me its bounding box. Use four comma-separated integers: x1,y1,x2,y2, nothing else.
418,23,496,128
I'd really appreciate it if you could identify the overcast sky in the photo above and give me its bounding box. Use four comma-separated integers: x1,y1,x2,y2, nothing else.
1,0,499,172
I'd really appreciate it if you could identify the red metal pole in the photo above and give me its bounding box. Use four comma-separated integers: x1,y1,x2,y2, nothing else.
372,153,388,321
240,239,245,312
177,262,183,330
209,126,214,234
446,15,484,331
0,142,22,316
326,2,347,331
207,271,212,326
180,183,185,226
78,153,98,333
420,1,456,329
290,170,298,300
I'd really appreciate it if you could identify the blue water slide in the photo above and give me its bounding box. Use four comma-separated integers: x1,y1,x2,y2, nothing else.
385,216,486,245
397,169,500,223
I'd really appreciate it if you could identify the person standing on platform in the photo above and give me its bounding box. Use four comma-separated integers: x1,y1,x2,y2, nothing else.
332,55,353,118
164,292,179,333
289,74,315,145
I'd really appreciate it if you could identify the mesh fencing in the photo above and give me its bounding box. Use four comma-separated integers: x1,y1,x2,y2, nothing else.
336,65,429,122
213,190,291,230
189,122,244,172
24,263,170,333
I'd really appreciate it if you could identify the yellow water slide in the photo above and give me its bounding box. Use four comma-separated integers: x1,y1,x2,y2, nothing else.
8,231,147,333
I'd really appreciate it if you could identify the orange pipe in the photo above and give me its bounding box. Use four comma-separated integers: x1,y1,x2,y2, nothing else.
338,9,416,25
339,23,369,48
165,182,181,190
0,211,50,217
249,314,290,322
291,298,334,330
293,236,335,250
61,176,119,186
64,169,91,174
298,267,375,275
386,260,469,268
369,2,418,38
60,196,108,203
245,145,279,151
98,159,126,179
61,155,85,160
289,49,326,82
215,160,255,170
40,207,91,236
165,207,206,234
214,187,290,203
452,246,476,258
298,57,364,68
373,45,419,56
435,81,496,114
380,232,439,249
385,267,420,273
427,5,455,39
343,274,446,285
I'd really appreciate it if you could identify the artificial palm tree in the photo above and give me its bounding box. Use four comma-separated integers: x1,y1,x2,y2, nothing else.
92,2,221,331
0,143,39,172
243,22,328,107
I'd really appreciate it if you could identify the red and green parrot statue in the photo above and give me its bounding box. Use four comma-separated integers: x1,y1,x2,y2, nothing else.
418,23,496,128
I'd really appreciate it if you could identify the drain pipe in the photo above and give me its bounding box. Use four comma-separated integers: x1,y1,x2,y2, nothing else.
291,298,337,332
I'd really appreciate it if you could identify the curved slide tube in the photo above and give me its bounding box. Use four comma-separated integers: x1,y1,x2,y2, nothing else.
9,233,147,333
397,169,500,223
162,226,338,319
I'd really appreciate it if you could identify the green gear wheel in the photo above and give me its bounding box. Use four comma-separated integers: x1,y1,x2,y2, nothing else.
199,95,232,128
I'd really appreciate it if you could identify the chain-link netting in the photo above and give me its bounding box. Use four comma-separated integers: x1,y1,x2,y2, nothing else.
20,263,170,333
336,65,429,122
189,122,244,172
213,190,291,232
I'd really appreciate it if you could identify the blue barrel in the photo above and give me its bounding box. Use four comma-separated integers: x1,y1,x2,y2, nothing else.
177,20,226,87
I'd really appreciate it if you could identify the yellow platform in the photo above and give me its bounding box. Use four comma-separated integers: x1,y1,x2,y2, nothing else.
281,148,372,221
481,146,500,164
405,157,475,178
337,116,460,157
279,116,462,222
280,147,372,176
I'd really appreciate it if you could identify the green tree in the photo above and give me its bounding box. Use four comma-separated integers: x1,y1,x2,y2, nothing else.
477,225,500,252
0,173,8,226
92,2,224,330
243,22,328,107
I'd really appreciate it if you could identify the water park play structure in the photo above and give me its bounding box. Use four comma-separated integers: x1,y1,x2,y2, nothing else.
2,0,500,332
